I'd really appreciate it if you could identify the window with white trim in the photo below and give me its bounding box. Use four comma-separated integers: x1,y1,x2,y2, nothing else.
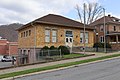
65,31,73,37
26,31,28,37
29,30,31,36
21,33,23,38
100,25,103,32
85,32,88,43
80,32,89,43
113,26,116,31
24,32,26,37
52,30,57,42
80,32,83,43
100,36,104,43
45,29,50,42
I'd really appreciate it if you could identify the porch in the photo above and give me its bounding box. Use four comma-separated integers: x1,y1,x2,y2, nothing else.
108,35,120,44
107,33,120,50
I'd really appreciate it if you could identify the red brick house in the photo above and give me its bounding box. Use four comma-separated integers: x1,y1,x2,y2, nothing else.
90,15,120,50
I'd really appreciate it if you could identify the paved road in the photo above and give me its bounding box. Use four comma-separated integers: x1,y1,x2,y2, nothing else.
15,58,120,80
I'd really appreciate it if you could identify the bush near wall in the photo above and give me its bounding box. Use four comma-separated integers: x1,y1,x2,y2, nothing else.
50,46,57,50
58,45,70,55
41,46,49,50
40,45,70,56
93,43,111,48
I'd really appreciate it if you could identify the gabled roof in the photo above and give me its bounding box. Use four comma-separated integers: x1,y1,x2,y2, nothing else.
90,15,120,26
17,14,94,30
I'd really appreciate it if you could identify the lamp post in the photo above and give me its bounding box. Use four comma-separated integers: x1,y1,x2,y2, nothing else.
103,8,106,53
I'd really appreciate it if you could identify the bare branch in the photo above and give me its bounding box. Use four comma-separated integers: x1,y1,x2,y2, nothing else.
76,2,103,24
87,3,92,24
75,5,82,23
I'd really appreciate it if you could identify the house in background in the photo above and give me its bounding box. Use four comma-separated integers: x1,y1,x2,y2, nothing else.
90,15,120,50
17,14,94,64
0,37,18,56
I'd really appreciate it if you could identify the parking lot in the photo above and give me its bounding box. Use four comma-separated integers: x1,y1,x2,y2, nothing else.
0,61,14,68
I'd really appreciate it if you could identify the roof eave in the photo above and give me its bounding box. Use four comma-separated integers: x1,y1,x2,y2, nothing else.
35,21,94,30
17,21,94,31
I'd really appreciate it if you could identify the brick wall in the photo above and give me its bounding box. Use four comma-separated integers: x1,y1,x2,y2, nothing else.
0,39,18,56
9,42,18,56
18,24,94,48
18,26,35,48
111,43,120,50
0,39,8,55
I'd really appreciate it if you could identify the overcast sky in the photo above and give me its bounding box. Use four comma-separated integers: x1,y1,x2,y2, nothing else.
0,0,120,25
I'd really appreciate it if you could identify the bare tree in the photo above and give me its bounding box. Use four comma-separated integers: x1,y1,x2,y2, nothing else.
76,3,103,24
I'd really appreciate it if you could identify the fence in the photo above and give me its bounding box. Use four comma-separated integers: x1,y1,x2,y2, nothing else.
72,47,113,53
36,49,62,61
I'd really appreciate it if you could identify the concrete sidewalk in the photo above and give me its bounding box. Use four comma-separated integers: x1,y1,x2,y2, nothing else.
0,52,119,75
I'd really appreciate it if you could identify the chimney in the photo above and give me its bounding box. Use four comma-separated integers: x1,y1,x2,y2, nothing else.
108,14,111,17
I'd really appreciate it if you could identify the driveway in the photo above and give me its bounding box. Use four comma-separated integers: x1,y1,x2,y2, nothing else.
15,58,120,80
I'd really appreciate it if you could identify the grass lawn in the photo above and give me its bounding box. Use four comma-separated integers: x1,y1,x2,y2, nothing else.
63,53,87,58
46,53,90,59
46,53,89,60
0,53,120,79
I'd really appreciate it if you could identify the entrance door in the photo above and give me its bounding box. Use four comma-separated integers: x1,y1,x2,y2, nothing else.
65,37,73,47
65,30,73,47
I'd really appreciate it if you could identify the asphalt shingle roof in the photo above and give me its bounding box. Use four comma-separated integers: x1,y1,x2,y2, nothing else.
18,14,94,30
90,15,120,26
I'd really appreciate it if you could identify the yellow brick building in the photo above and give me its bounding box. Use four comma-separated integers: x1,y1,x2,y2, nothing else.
17,14,94,64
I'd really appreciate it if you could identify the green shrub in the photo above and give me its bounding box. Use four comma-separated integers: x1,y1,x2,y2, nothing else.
93,43,103,48
93,43,111,48
41,46,49,50
58,45,70,55
49,46,59,56
50,46,57,50
106,43,111,48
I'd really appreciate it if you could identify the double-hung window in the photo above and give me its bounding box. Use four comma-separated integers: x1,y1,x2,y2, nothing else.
100,25,103,32
21,33,23,38
85,32,88,43
52,30,57,42
45,29,50,42
26,31,28,37
100,36,104,43
80,32,83,43
113,26,116,31
29,30,31,36
80,32,89,43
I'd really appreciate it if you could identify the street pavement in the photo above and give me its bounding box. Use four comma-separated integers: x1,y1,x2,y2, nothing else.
15,57,120,80
0,51,120,80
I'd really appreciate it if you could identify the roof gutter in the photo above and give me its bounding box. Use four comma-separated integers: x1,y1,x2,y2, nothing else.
35,21,94,30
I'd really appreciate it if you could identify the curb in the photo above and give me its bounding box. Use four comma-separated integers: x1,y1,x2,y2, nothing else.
2,55,120,80
0,54,94,70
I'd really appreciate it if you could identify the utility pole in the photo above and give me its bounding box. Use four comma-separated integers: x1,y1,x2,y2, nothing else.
103,8,106,53
83,3,86,54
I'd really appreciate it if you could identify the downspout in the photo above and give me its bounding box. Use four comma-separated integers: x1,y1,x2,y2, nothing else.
31,22,36,63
